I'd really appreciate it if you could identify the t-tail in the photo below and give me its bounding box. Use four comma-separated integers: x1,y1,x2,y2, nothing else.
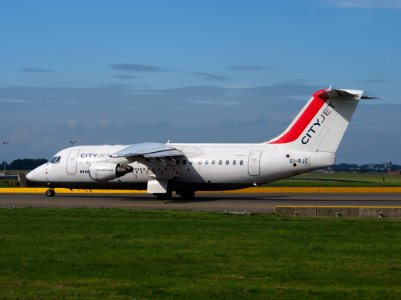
267,88,365,154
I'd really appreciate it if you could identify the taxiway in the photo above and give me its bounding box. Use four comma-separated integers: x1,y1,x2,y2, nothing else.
1,192,401,212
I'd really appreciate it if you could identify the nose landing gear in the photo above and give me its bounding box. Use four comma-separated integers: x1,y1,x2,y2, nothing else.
45,189,55,197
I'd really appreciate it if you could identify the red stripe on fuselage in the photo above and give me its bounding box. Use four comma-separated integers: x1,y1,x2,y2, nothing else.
268,89,328,144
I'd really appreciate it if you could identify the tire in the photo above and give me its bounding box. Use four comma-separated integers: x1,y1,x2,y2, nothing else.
46,189,55,197
177,189,195,200
154,191,172,200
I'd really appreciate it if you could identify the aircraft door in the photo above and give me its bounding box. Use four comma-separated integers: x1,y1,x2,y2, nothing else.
248,150,262,176
66,149,80,175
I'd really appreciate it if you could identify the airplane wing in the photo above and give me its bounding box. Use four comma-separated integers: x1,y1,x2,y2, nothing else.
110,142,183,160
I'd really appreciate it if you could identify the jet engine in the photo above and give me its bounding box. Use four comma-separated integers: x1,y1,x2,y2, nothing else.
88,162,133,181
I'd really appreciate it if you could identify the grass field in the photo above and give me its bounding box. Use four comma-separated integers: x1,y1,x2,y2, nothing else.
266,172,401,187
1,209,401,299
0,180,18,188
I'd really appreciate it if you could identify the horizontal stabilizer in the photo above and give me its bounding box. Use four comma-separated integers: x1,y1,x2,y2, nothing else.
321,88,363,100
324,88,377,100
361,95,379,100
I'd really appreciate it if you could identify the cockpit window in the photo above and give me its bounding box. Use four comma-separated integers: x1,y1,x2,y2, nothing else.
50,156,61,164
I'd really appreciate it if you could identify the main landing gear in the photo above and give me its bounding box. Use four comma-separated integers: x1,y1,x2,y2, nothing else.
154,190,172,200
176,189,195,200
46,188,55,197
153,189,196,200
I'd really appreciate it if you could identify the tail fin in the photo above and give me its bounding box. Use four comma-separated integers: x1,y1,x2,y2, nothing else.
267,88,363,153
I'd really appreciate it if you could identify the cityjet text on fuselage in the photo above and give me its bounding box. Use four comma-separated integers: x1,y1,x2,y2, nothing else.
80,153,109,159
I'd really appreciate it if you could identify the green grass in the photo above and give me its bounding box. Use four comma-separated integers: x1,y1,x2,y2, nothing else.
1,209,401,299
0,180,19,187
267,172,401,187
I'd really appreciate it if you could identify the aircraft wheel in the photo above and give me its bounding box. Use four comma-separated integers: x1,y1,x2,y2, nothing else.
154,191,172,200
177,189,195,200
46,189,55,197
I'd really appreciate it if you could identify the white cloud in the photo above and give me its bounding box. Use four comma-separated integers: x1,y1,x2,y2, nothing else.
65,118,83,129
186,99,241,106
0,99,32,104
191,72,230,81
110,63,163,72
10,129,31,142
96,119,113,128
19,67,54,73
324,0,401,8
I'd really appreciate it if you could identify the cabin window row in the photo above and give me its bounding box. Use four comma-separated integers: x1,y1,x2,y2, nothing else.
176,159,244,166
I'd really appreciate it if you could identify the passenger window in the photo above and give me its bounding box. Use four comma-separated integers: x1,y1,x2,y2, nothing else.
240,160,244,165
226,160,229,165
219,160,222,165
198,161,202,165
183,160,187,165
233,160,236,165
212,160,216,165
205,160,209,165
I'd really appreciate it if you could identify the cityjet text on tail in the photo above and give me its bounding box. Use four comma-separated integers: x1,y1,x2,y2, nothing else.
27,88,371,199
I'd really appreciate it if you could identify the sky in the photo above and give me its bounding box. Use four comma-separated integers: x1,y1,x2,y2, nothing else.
1,0,401,164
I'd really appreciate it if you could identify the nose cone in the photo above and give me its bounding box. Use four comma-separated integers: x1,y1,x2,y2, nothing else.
26,170,33,181
26,164,47,182
26,169,37,182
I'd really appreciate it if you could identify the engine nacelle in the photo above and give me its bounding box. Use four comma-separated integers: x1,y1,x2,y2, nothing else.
89,162,133,182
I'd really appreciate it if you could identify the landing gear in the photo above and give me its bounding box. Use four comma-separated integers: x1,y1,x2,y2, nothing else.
154,190,172,200
153,187,196,200
46,189,55,197
177,189,195,200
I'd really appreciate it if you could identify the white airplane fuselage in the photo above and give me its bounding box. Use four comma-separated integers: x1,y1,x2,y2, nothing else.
27,88,367,198
28,143,333,190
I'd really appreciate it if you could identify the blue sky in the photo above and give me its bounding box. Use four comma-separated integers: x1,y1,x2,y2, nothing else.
1,0,401,164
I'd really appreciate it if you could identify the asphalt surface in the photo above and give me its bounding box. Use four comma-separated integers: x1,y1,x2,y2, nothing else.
1,192,401,212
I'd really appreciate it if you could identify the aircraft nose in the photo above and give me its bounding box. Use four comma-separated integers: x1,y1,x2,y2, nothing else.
26,170,35,181
26,165,46,182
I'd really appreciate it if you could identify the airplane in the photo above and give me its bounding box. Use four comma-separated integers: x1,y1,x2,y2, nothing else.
26,87,371,199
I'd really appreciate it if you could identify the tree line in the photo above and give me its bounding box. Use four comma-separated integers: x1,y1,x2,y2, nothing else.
330,163,400,172
1,159,48,171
